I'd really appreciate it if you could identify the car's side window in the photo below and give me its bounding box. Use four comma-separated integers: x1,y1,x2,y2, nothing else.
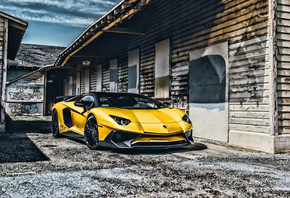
99,96,112,107
80,95,95,111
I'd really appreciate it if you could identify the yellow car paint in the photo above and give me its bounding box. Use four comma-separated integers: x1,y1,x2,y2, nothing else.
52,93,193,149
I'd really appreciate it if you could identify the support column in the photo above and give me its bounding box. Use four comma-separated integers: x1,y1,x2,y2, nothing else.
0,18,8,132
268,0,278,136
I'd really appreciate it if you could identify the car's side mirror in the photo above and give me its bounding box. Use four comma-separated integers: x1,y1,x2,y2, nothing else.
74,101,84,107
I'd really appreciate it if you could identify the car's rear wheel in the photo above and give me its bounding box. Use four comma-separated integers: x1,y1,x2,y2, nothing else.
51,110,61,138
84,115,99,150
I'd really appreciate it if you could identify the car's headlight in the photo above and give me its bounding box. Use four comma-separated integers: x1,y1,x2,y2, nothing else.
182,114,191,124
110,115,131,126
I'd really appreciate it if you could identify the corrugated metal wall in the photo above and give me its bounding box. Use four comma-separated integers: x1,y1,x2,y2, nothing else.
277,0,290,135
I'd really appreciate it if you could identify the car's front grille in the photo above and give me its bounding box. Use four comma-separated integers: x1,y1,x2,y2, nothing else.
139,132,186,138
132,140,188,148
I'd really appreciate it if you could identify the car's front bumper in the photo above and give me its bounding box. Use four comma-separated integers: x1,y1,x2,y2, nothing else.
99,130,194,149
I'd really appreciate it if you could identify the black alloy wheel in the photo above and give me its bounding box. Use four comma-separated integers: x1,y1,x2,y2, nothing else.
84,115,99,150
51,110,61,138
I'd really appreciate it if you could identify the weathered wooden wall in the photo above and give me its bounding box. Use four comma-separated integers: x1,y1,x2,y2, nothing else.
63,0,270,135
277,0,290,135
0,16,6,131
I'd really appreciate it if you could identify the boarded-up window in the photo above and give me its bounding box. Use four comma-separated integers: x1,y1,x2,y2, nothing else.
110,59,118,92
64,78,68,95
76,72,80,95
85,69,90,93
189,42,228,143
96,64,102,92
189,55,226,103
128,65,137,89
155,39,170,98
128,49,139,93
68,75,73,96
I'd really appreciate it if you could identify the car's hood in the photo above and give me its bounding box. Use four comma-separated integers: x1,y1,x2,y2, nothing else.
99,107,184,123
97,107,188,133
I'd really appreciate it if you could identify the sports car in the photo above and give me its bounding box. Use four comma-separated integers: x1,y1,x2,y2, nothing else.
51,92,193,149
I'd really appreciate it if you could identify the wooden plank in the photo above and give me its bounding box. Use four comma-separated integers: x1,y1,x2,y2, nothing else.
230,85,268,93
278,127,290,134
1,18,8,126
278,105,290,112
277,91,290,98
229,44,268,57
230,90,269,99
230,62,269,73
279,112,290,120
277,40,290,48
229,124,269,133
229,103,269,112
277,33,290,40
229,55,269,67
229,36,268,50
277,0,290,5
230,117,269,126
277,18,290,27
277,12,290,20
229,76,270,86
229,49,268,62
230,111,269,119
230,68,269,79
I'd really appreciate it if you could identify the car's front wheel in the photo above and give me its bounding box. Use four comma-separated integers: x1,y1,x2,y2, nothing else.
84,115,99,150
51,110,61,138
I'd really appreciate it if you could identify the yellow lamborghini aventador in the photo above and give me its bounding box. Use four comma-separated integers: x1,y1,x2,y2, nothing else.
51,92,193,149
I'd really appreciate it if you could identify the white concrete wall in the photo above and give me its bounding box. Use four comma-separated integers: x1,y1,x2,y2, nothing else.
189,42,229,142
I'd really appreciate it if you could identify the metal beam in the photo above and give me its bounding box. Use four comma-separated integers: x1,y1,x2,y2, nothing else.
71,55,99,58
105,27,145,35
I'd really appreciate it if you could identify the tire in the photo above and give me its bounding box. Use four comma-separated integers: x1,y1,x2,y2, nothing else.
84,115,99,150
51,110,61,138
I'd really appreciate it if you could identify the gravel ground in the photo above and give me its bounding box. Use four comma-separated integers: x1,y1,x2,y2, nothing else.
0,116,290,197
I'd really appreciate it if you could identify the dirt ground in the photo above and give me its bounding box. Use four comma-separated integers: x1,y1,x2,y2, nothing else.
0,116,290,197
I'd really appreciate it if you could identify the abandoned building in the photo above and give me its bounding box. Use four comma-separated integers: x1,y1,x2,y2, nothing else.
49,0,290,153
0,12,27,132
5,44,65,116
5,0,286,153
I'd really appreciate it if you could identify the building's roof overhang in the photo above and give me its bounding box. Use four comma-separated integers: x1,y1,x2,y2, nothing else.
0,11,28,60
6,64,54,85
54,0,150,67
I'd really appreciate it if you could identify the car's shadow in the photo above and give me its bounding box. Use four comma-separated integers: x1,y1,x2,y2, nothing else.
66,136,208,155
0,116,50,163
112,143,208,155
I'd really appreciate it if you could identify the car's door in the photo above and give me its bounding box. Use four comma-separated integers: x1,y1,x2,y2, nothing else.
71,94,96,132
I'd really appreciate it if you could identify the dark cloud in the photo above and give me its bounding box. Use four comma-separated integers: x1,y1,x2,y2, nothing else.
0,0,121,45
2,0,121,25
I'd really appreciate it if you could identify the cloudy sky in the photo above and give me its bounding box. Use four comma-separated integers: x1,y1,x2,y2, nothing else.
1,0,120,47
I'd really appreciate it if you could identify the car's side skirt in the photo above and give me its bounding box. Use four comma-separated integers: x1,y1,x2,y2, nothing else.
60,131,84,140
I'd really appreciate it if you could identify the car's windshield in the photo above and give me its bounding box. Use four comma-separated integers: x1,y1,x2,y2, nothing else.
97,93,167,109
